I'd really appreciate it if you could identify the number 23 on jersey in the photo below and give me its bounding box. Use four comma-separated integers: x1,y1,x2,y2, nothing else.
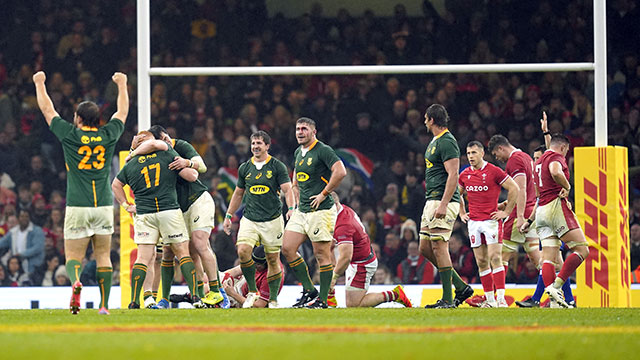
77,145,106,170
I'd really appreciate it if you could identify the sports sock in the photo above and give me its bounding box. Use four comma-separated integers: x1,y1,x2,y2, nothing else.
288,256,315,291
383,290,398,302
160,259,174,301
152,291,158,300
319,264,334,302
208,279,219,293
439,267,453,304
492,266,506,291
197,281,205,298
178,257,197,297
451,269,467,291
541,261,556,287
66,259,82,284
130,263,148,304
479,269,494,298
241,258,258,293
557,253,584,283
267,271,282,301
531,272,545,301
562,277,574,303
96,267,112,309
144,291,153,300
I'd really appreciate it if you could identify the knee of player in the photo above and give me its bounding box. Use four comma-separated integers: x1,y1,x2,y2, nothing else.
236,246,252,261
476,257,490,270
572,245,589,260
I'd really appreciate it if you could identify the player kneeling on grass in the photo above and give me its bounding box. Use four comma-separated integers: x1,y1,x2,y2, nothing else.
221,246,284,308
458,141,519,308
112,132,202,309
330,193,412,308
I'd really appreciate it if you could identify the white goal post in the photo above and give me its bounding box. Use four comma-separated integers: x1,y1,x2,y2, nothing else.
137,0,607,146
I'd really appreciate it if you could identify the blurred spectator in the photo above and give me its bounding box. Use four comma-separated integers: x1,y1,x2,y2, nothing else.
382,194,401,235
396,240,435,284
515,256,540,284
0,209,45,275
380,232,406,275
31,252,61,286
372,264,394,285
6,255,30,286
0,263,11,286
54,264,70,286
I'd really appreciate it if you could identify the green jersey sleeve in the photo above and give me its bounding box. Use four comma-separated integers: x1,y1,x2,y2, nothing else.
236,162,247,189
174,139,200,159
438,137,460,163
318,144,340,169
49,116,74,141
275,159,290,186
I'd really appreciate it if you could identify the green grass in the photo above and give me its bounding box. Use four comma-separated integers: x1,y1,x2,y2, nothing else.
1,308,639,360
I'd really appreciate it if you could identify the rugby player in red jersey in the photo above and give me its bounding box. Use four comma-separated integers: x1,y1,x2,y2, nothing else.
329,193,412,308
520,133,589,307
488,135,541,291
459,141,519,307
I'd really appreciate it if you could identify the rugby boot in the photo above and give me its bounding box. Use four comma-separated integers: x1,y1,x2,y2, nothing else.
203,291,224,307
292,288,319,308
156,299,170,309
170,293,193,304
392,285,412,307
453,284,474,307
465,295,486,307
69,281,83,315
327,289,337,308
128,302,140,309
434,300,456,309
545,285,569,308
98,307,110,315
304,298,328,309
515,297,540,308
219,288,230,309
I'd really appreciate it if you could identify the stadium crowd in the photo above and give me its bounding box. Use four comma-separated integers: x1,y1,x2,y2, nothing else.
1,0,640,288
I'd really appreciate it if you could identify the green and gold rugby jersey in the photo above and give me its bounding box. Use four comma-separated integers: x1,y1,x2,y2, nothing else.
237,155,290,222
171,139,209,212
116,149,182,214
424,129,460,203
50,116,124,207
293,140,340,213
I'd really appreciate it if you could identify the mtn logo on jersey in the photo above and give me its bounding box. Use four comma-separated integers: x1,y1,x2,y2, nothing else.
81,135,103,144
249,185,270,195
138,153,157,163
296,172,310,182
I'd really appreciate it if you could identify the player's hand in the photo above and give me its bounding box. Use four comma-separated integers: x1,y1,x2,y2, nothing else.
33,71,46,84
310,192,326,210
223,217,232,235
434,203,447,219
112,72,127,85
169,156,189,170
497,201,507,211
460,212,469,223
515,216,526,231
540,111,549,133
125,204,136,214
520,222,530,233
558,187,570,198
491,210,509,220
286,208,293,220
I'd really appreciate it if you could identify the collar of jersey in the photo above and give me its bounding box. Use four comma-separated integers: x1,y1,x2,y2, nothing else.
508,148,520,159
170,138,176,147
251,155,271,164
80,126,98,132
433,129,449,140
470,160,487,171
303,139,318,152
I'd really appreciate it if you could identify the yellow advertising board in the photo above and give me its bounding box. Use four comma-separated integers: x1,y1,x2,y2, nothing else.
575,146,631,307
119,151,138,309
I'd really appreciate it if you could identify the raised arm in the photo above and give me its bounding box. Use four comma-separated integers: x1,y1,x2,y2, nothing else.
33,72,60,125
126,139,169,162
541,111,550,149
111,72,129,123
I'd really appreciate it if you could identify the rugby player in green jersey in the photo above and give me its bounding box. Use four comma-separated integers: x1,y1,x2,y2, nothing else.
112,131,201,309
282,118,346,309
420,104,473,308
128,125,224,308
223,131,295,308
33,71,128,315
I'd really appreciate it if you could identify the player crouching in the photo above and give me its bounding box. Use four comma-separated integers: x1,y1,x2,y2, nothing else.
330,193,412,308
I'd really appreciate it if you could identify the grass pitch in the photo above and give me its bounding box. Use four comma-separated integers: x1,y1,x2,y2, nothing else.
1,308,638,360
